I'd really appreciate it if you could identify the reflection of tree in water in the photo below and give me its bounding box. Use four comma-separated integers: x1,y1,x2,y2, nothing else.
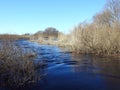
71,54,120,76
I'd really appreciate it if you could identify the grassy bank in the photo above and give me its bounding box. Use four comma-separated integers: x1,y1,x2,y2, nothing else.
0,34,30,40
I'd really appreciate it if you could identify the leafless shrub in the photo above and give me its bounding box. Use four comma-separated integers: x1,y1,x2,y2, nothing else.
70,23,120,55
0,40,41,87
57,0,120,56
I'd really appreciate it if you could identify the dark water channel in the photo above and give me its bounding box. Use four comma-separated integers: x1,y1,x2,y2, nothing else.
1,40,120,90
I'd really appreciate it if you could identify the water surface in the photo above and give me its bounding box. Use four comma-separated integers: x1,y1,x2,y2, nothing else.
1,40,120,90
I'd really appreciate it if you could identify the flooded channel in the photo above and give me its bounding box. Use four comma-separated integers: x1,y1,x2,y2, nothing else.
1,40,120,90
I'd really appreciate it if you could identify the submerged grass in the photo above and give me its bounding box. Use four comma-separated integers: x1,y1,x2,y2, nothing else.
0,39,41,87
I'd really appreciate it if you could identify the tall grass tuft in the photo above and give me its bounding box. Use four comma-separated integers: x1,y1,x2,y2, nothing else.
0,40,40,87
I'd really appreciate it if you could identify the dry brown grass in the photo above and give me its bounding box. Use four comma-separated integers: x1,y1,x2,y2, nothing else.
0,34,30,40
70,23,120,55
0,40,41,87
57,33,69,46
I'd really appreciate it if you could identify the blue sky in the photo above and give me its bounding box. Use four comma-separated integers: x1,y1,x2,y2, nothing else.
0,0,106,34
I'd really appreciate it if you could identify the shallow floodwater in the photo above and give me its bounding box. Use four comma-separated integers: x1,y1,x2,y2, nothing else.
1,40,120,90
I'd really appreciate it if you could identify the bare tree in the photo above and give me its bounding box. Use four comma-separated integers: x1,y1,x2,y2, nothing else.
93,0,120,28
105,0,120,24
93,9,112,26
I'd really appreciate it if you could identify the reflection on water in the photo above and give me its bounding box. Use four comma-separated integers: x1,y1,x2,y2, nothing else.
1,40,120,90
71,54,120,77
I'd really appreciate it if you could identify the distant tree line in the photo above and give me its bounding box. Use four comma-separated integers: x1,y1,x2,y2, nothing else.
34,27,59,38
